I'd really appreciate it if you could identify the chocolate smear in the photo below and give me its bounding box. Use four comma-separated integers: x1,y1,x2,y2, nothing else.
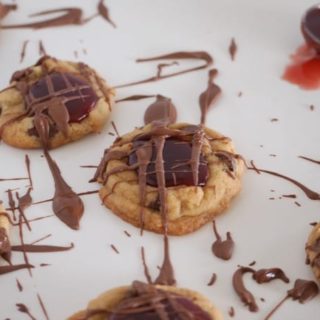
37,293,50,320
264,279,319,320
2,7,83,29
248,164,320,200
299,155,320,165
144,95,177,125
232,267,258,312
229,37,237,61
207,273,217,286
253,268,290,284
20,40,29,64
115,51,213,89
44,150,84,230
211,220,234,260
16,303,36,320
199,69,221,125
12,242,74,253
0,3,16,19
98,0,116,28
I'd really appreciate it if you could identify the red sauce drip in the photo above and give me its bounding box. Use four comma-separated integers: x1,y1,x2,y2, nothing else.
282,44,320,90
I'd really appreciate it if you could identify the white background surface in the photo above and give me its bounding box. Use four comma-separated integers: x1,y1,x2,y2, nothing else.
0,0,320,319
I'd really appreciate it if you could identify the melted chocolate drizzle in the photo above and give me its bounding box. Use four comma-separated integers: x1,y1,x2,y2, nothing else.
115,51,213,89
12,242,74,253
232,267,258,312
248,164,320,200
233,266,290,312
116,94,156,103
299,155,320,165
0,264,34,275
211,220,234,260
144,95,177,125
264,279,319,320
98,0,116,28
20,40,29,64
44,150,84,230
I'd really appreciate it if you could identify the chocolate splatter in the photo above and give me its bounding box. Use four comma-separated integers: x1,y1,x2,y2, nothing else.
116,94,156,103
141,246,153,284
199,69,221,125
37,293,50,320
229,38,237,61
207,273,217,286
111,120,120,137
16,303,36,320
110,244,119,254
124,230,131,237
38,40,47,56
211,220,234,260
228,306,235,317
16,278,23,292
98,0,116,28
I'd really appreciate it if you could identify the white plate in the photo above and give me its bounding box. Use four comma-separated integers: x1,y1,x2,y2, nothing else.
0,0,319,319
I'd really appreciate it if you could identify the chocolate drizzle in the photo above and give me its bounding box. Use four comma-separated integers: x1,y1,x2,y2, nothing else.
44,150,84,230
232,267,258,312
0,264,34,275
211,221,234,260
199,69,221,125
233,266,290,312
109,281,212,320
299,155,320,165
98,0,116,28
2,8,83,29
144,95,177,125
264,279,319,320
115,51,213,89
12,242,74,253
248,163,320,200
20,40,29,64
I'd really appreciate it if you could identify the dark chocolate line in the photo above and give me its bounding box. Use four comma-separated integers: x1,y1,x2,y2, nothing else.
37,293,50,320
207,273,217,286
229,37,237,61
110,244,119,254
111,120,120,137
116,94,156,103
0,264,33,275
25,155,33,189
30,234,52,245
12,243,74,253
97,0,116,28
141,246,153,284
39,40,47,56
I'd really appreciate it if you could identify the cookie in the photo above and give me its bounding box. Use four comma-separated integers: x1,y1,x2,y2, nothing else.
0,56,114,149
68,281,223,320
94,122,244,235
306,223,320,281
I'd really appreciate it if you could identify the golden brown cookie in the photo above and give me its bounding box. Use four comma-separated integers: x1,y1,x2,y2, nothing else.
68,281,223,320
0,56,114,149
94,122,244,235
306,223,320,281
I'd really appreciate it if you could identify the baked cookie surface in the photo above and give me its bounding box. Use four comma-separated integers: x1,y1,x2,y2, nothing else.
306,223,320,282
94,122,244,235
0,56,114,149
68,281,223,320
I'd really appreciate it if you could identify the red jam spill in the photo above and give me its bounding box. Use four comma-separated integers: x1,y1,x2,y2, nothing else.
29,72,98,122
282,44,320,90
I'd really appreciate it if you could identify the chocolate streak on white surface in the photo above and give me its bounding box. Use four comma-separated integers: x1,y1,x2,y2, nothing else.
114,51,213,89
